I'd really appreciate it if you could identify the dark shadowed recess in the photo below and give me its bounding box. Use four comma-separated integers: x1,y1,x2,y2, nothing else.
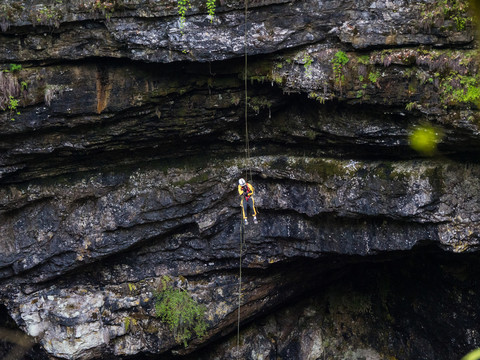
0,305,48,360
81,245,480,360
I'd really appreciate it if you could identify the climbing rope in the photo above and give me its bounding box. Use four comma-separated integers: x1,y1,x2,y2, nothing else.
237,0,249,357
236,219,244,355
243,0,251,184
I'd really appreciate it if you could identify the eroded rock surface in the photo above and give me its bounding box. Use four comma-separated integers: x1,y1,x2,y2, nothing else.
1,0,480,359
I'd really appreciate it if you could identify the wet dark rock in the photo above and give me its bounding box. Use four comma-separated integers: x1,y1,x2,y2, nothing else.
0,0,480,359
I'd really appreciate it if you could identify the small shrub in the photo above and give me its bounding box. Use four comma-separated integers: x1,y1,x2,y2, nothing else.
9,63,22,73
420,0,473,31
0,72,21,114
92,0,117,20
332,50,349,93
0,3,25,32
7,95,20,121
154,276,207,347
30,1,63,28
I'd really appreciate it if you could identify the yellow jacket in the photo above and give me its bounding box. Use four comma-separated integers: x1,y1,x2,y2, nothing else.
238,183,254,198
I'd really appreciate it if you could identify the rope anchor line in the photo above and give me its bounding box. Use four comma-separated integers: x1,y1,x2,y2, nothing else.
237,0,249,357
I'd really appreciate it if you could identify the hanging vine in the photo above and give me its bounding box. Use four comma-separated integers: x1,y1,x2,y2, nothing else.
177,0,216,28
177,0,191,28
206,0,216,21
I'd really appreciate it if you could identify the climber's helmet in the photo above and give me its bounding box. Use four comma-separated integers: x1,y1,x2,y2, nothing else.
239,178,246,186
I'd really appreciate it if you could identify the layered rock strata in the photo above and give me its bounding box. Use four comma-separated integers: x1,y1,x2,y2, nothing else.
0,0,480,359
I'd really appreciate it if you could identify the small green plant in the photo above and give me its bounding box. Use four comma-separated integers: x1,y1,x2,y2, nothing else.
154,275,207,347
9,63,22,72
21,81,28,91
308,91,326,104
124,316,137,333
7,95,20,121
92,0,116,20
2,64,22,73
206,0,216,21
368,70,381,84
178,0,192,29
420,0,473,31
331,50,349,93
177,0,217,27
8,95,19,111
357,55,370,65
405,101,418,111
303,53,313,78
248,96,272,114
0,3,25,32
0,71,19,110
439,72,480,106
31,1,63,28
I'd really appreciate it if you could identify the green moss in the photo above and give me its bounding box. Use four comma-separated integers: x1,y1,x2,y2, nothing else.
407,82,417,96
272,74,284,85
308,92,326,103
124,316,138,333
29,1,63,28
423,166,445,194
248,96,272,114
372,162,395,180
405,101,418,111
172,172,209,187
439,72,480,106
293,158,348,179
327,287,372,315
358,55,370,65
305,130,317,140
249,75,267,84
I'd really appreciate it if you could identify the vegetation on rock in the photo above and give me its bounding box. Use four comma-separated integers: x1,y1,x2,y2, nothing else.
420,0,473,31
154,275,207,347
332,51,349,94
0,64,26,121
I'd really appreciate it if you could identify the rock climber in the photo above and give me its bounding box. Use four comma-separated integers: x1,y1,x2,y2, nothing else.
238,178,258,225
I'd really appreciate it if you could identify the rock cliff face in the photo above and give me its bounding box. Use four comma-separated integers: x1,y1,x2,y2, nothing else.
1,0,480,359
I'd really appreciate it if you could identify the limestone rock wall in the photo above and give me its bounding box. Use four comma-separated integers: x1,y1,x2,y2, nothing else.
1,0,480,359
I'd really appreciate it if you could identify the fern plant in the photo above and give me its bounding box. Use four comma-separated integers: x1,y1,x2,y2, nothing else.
177,0,216,28
331,50,349,93
154,276,207,347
